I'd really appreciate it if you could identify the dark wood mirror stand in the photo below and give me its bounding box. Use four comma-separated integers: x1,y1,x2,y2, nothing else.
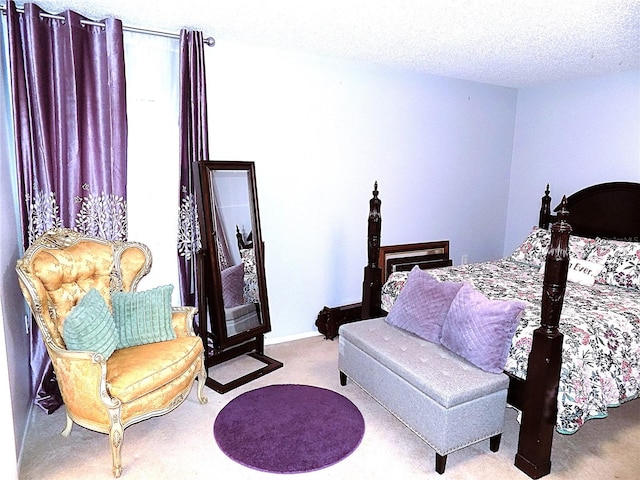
193,160,282,393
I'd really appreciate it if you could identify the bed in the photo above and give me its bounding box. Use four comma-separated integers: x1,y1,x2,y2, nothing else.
360,181,640,478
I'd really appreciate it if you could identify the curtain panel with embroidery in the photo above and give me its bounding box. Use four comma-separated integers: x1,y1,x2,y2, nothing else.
6,1,128,413
7,1,128,247
177,30,210,307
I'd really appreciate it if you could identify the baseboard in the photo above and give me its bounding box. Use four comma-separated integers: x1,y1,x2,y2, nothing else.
265,330,322,345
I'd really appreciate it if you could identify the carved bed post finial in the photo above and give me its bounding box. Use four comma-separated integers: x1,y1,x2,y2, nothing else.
539,184,552,229
362,181,383,319
515,194,571,478
542,195,571,330
368,181,381,268
236,225,244,251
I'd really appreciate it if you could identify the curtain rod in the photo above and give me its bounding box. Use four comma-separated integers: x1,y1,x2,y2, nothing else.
0,4,215,46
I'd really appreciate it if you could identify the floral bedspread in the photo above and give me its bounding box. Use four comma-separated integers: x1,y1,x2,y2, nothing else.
381,259,640,434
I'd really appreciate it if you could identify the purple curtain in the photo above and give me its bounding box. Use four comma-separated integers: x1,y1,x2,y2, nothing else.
177,30,210,307
7,1,128,413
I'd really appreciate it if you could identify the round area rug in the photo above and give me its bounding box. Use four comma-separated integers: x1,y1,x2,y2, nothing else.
213,384,365,473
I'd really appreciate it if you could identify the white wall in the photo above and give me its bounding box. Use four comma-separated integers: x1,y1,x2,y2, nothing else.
204,41,517,340
505,70,640,255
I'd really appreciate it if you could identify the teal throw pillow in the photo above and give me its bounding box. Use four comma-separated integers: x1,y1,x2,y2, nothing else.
63,288,118,360
112,284,176,348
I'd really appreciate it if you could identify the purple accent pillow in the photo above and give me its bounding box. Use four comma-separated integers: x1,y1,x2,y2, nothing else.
385,267,464,343
221,263,245,308
441,284,526,373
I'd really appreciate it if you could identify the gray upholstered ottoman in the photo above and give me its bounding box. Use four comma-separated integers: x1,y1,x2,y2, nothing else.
339,318,509,474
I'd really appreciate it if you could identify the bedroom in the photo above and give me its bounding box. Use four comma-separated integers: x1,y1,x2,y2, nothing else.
0,1,638,478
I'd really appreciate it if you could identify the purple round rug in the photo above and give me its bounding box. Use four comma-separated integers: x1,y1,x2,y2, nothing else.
213,384,365,473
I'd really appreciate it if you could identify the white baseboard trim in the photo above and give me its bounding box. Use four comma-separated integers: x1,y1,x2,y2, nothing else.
265,330,322,345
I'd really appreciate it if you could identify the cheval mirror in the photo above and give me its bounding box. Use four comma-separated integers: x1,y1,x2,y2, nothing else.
193,160,283,393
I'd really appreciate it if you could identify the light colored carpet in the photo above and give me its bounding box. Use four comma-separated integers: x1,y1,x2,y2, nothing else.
19,334,640,479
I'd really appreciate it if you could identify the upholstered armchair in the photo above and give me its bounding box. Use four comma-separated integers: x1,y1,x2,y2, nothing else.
16,228,207,477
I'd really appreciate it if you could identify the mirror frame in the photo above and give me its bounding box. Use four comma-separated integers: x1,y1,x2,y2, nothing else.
193,160,272,350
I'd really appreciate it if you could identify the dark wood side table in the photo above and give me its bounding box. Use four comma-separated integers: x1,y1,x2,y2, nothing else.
316,240,451,340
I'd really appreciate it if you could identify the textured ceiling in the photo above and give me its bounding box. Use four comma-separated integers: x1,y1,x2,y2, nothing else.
12,0,640,87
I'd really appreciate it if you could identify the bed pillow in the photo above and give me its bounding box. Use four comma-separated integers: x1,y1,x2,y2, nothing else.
510,228,597,267
569,235,597,260
539,258,605,287
63,288,118,359
221,263,245,308
586,238,640,290
240,248,260,303
385,266,464,344
441,284,526,373
112,284,176,348
381,271,410,313
509,227,551,267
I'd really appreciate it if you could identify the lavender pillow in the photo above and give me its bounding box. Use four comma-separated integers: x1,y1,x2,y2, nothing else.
441,284,526,373
221,263,245,308
385,267,464,343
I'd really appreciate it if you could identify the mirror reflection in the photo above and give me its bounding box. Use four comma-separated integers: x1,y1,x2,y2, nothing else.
209,168,263,337
194,161,271,348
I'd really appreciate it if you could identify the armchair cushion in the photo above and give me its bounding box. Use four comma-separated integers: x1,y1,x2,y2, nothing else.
63,288,118,359
112,284,176,348
107,336,203,404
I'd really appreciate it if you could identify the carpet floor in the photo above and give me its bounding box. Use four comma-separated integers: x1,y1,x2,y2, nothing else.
19,334,640,480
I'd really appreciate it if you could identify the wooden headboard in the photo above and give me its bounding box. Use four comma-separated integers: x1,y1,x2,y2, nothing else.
539,181,640,240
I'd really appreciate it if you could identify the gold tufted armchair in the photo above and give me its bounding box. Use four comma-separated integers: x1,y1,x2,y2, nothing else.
16,228,207,477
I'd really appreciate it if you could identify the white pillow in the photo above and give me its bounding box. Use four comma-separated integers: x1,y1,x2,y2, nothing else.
510,227,551,267
539,258,604,286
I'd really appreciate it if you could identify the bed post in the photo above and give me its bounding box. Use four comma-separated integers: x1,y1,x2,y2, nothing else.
515,196,571,479
361,182,382,319
538,184,552,229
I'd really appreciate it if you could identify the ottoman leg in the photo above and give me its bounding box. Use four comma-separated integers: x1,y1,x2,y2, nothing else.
435,453,447,474
340,371,347,386
490,433,502,452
